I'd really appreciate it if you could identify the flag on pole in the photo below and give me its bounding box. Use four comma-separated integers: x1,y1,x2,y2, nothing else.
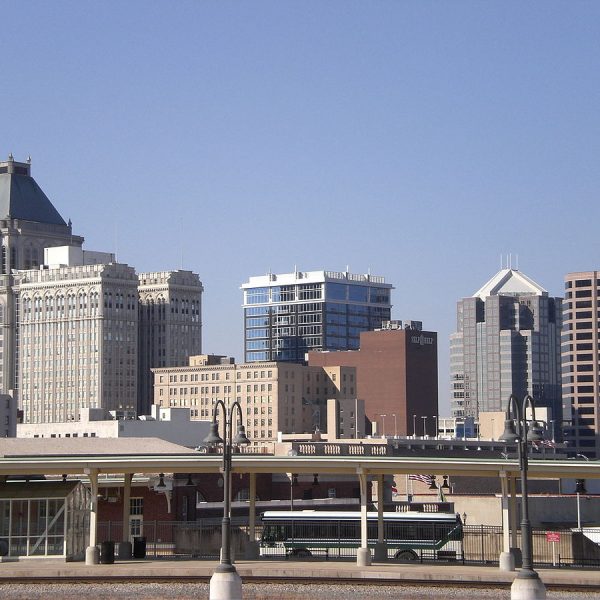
438,485,447,502
408,474,434,486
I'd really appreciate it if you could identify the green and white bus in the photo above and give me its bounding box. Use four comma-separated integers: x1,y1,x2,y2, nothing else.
260,510,463,561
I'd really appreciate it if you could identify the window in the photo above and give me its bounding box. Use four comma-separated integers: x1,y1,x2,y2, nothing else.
130,498,143,515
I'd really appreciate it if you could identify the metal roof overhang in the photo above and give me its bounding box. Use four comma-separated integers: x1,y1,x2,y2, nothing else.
0,453,597,480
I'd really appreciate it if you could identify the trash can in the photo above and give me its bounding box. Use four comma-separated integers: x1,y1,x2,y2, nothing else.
116,541,132,560
99,541,115,564
133,536,146,559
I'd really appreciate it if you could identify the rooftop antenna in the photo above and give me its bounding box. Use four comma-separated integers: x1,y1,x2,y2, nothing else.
179,217,184,270
509,253,512,269
500,254,503,269
515,254,519,270
114,218,118,259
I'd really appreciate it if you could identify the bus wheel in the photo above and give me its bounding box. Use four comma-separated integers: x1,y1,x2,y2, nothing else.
295,549,312,558
395,550,418,562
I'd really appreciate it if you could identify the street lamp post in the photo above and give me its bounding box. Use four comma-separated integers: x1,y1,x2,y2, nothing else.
500,394,546,600
434,415,438,440
412,414,417,439
421,416,427,439
203,400,250,600
380,414,386,438
391,413,397,438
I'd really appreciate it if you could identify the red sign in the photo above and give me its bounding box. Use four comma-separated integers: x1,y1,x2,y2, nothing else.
546,532,560,543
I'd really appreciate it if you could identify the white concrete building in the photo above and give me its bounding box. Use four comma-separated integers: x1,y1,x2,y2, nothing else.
17,404,210,447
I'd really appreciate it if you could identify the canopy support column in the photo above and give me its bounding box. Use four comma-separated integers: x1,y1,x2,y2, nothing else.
85,469,99,565
509,475,522,567
499,471,515,571
374,474,387,562
114,473,133,560
245,472,259,559
356,468,371,566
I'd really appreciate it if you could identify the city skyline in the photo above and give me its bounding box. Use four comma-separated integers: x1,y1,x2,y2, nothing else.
2,3,599,415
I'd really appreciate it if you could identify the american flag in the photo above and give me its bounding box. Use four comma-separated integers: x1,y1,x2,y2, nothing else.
409,474,434,485
532,440,556,449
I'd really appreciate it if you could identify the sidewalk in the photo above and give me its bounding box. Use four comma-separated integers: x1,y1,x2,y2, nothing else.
0,559,599,589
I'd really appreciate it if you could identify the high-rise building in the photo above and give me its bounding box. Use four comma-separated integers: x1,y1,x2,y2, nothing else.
450,268,562,422
16,249,140,423
241,269,393,363
152,355,357,441
308,320,438,437
0,155,203,423
0,155,84,395
137,271,203,416
562,271,600,458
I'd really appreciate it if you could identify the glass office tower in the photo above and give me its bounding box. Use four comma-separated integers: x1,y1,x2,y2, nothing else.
241,270,393,362
450,268,562,423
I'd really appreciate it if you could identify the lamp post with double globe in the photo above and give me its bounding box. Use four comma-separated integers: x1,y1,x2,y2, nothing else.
500,394,546,600
203,400,250,600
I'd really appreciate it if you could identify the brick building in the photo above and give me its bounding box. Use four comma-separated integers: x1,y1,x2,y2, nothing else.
308,321,438,437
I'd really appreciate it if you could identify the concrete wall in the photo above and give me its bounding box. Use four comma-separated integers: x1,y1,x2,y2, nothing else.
412,493,600,528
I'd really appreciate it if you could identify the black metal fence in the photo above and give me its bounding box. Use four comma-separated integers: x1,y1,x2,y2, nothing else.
462,525,600,568
97,520,600,567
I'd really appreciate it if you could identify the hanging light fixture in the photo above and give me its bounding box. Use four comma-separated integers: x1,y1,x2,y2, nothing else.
157,473,166,488
185,474,194,487
312,474,319,486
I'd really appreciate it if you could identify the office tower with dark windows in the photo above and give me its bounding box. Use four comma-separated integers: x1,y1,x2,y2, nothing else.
562,272,600,458
450,268,562,425
241,270,393,363
137,271,203,416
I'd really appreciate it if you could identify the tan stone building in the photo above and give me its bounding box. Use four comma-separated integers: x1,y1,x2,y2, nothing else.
152,355,357,443
0,156,204,425
563,271,600,458
137,270,203,416
16,259,140,423
0,155,84,397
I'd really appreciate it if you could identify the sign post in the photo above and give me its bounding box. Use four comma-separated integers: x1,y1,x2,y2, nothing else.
546,531,560,566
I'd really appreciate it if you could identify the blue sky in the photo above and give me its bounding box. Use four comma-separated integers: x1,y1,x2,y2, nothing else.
2,2,599,414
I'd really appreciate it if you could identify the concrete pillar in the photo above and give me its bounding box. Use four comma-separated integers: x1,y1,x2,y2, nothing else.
116,473,133,560
122,473,132,541
374,474,387,562
499,472,515,571
85,469,99,565
356,469,371,566
245,472,259,559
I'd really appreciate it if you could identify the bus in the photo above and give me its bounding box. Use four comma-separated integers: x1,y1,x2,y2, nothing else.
260,510,463,561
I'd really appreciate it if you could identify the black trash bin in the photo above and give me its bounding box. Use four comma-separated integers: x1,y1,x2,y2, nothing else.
99,541,115,564
133,536,146,559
